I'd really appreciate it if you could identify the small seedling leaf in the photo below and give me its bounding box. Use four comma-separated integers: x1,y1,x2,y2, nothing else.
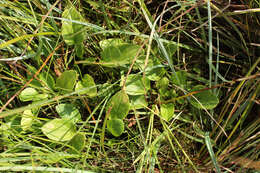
39,71,55,91
145,57,166,81
107,119,124,137
189,85,219,109
41,118,77,141
55,104,81,123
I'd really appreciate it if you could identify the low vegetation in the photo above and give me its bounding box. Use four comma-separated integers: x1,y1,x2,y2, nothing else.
0,0,259,172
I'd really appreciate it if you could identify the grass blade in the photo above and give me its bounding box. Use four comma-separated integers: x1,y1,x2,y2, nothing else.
205,132,221,173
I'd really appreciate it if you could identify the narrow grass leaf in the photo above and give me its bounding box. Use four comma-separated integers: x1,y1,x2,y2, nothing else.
205,132,221,173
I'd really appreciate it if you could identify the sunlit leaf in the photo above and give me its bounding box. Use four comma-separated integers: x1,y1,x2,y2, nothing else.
189,85,219,109
99,38,124,50
19,88,39,102
61,6,86,45
107,90,130,119
107,119,124,137
39,71,55,91
19,87,48,102
75,74,97,97
56,70,77,93
21,109,34,131
100,43,142,67
41,118,77,141
160,103,175,122
129,95,147,110
43,153,64,164
125,74,150,95
55,104,81,123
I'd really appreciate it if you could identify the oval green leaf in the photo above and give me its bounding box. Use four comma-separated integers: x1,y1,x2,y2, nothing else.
55,104,81,123
171,70,187,88
61,6,86,45
56,70,77,93
99,38,124,50
189,85,219,110
107,119,124,137
19,87,39,102
160,103,175,122
129,95,148,110
21,109,34,131
107,90,130,119
75,74,97,97
39,71,55,91
157,77,169,92
100,43,142,67
41,118,77,141
68,132,86,154
125,74,150,95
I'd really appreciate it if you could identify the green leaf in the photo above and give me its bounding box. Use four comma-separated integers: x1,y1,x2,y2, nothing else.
21,109,34,131
171,70,187,88
107,90,130,119
125,74,150,95
157,77,169,92
10,115,22,133
107,119,124,137
55,104,81,123
135,55,166,81
160,103,175,122
41,118,77,142
100,43,142,67
56,70,77,93
43,153,64,164
68,133,86,154
129,95,147,110
75,74,97,97
99,38,124,50
75,43,85,58
164,43,177,58
145,57,166,81
39,71,55,91
19,87,48,102
61,6,86,45
189,85,219,109
19,88,39,102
